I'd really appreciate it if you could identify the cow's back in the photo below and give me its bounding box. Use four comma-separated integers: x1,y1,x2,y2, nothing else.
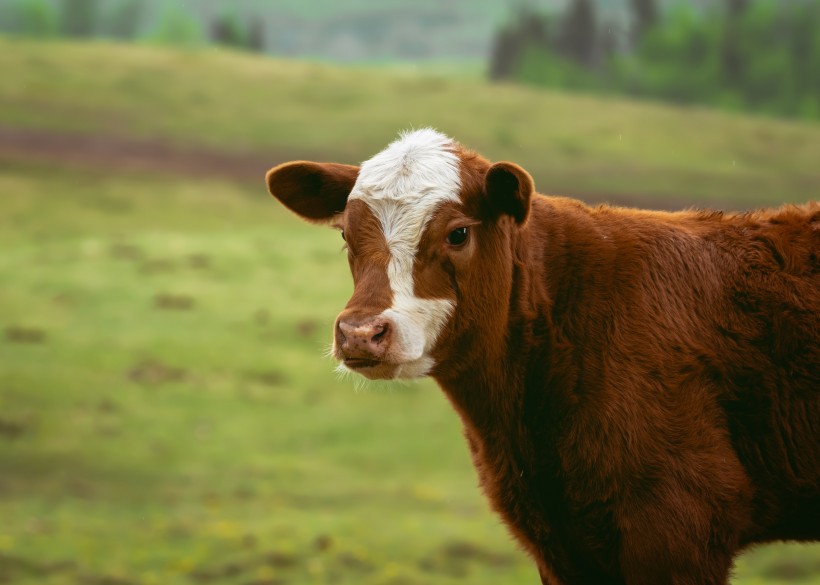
712,203,820,542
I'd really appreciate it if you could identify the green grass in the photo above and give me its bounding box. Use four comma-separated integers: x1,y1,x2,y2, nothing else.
0,39,819,584
2,37,820,207
0,164,536,584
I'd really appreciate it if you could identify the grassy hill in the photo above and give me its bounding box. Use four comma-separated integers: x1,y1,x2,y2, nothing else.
2,37,820,208
0,38,819,585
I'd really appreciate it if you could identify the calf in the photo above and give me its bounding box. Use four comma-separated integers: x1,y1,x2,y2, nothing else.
266,129,820,584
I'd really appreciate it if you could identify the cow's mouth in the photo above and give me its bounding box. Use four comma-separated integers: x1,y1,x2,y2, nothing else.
343,357,381,369
340,357,402,380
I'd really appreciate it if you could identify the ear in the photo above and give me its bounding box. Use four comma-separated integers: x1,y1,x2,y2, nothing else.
484,161,534,224
266,161,359,223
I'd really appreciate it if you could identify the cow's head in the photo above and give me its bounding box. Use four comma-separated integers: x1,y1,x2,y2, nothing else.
266,129,533,380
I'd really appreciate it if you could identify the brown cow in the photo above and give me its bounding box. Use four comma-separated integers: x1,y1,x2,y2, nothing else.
266,129,820,584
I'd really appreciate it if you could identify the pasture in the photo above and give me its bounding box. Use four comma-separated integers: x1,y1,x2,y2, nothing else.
0,38,819,584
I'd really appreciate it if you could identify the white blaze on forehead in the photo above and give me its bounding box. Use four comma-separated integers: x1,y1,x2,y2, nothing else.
348,128,461,378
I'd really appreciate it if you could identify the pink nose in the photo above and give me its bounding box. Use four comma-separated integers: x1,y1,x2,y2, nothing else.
336,317,392,360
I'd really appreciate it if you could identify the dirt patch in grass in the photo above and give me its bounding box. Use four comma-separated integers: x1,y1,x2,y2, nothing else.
296,320,318,337
189,561,249,582
313,534,333,552
0,126,701,211
127,359,186,385
439,540,514,566
109,243,144,261
419,540,515,576
5,326,47,344
0,417,29,440
335,551,374,573
153,293,195,311
761,557,820,581
188,549,306,584
187,253,212,270
264,551,299,569
0,554,77,581
79,575,139,585
246,370,287,386
0,126,275,184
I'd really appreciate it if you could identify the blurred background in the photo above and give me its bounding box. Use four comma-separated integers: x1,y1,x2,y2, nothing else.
0,1,818,584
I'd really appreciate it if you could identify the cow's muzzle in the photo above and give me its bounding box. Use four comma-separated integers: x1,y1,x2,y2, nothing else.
335,316,394,369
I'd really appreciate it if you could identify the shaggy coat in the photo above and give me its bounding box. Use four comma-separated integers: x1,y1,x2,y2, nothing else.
266,130,820,584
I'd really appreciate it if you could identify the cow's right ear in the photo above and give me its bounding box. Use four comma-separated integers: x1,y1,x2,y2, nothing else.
266,161,359,224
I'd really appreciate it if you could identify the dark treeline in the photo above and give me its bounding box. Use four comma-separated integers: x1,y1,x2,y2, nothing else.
490,0,820,120
0,0,265,51
0,0,479,61
4,0,818,120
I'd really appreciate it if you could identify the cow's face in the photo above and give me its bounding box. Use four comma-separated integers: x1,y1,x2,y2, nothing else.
266,129,533,380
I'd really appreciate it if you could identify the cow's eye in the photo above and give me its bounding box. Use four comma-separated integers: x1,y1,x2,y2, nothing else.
340,230,346,241
446,227,469,247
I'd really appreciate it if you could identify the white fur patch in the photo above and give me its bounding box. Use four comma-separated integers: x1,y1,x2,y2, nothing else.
348,128,461,378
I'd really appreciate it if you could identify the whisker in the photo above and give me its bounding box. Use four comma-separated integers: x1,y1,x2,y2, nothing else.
352,375,370,393
334,362,350,379
323,342,336,359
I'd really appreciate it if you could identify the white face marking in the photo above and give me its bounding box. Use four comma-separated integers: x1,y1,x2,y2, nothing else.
347,128,461,378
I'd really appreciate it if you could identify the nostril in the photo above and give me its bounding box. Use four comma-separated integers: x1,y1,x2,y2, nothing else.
371,323,388,344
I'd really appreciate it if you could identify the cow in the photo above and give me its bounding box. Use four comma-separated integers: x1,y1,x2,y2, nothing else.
265,128,820,584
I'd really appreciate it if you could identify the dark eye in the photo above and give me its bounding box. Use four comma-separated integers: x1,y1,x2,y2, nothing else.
340,230,346,241
446,226,469,247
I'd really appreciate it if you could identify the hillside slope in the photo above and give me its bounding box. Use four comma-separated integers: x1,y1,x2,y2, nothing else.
2,37,820,208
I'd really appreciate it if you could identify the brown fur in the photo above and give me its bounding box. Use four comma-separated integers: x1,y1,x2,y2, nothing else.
266,143,820,584
337,200,393,322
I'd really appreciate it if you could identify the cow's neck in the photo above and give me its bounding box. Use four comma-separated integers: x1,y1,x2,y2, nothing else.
429,201,580,563
433,199,567,460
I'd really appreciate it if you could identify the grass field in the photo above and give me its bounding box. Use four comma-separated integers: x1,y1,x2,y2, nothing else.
1,38,819,585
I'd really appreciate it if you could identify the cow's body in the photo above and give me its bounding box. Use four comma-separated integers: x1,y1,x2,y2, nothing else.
266,129,820,584
438,197,820,584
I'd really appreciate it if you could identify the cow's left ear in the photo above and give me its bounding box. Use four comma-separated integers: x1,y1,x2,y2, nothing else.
266,161,359,224
484,161,534,225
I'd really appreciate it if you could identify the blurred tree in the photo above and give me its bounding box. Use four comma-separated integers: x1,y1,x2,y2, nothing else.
787,1,820,112
721,0,749,88
247,18,265,52
727,0,750,17
633,5,721,103
489,8,554,80
560,0,598,68
150,6,203,46
104,0,144,40
491,0,819,120
515,44,602,92
630,0,658,46
61,0,98,37
2,0,58,37
599,21,620,62
488,25,520,79
211,11,246,49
